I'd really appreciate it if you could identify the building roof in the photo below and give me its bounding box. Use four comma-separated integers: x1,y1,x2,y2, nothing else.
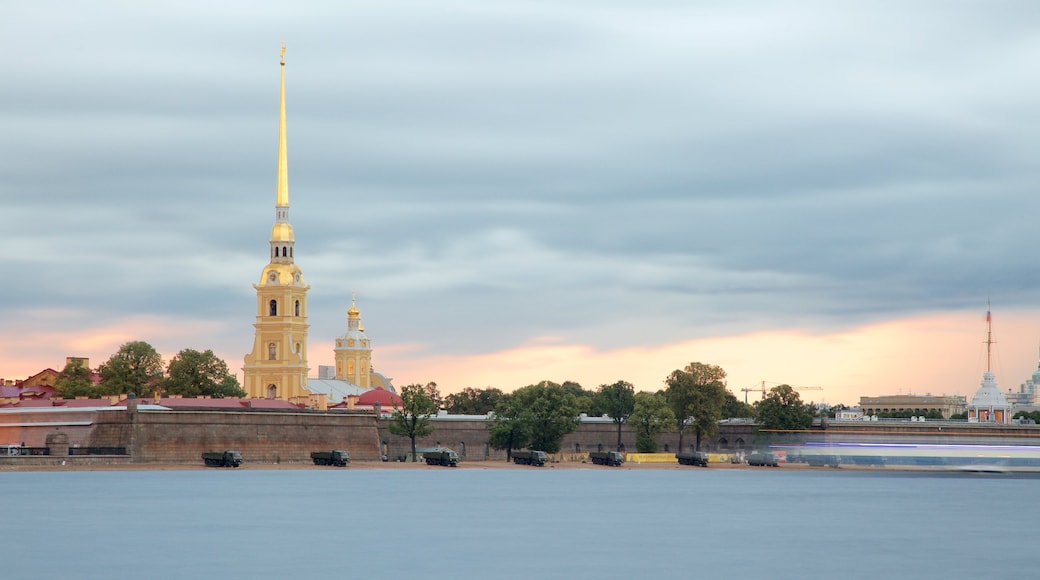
307,379,369,400
970,371,1011,409
356,389,401,407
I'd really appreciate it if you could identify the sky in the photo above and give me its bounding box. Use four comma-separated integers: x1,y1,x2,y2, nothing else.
4,1,1040,406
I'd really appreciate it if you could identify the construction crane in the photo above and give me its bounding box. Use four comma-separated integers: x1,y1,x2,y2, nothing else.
741,381,823,404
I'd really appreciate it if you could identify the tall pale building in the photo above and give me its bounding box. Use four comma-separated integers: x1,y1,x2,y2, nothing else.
335,295,372,388
242,45,312,401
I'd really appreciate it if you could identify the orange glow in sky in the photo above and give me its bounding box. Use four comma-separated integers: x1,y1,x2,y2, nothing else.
4,309,1038,408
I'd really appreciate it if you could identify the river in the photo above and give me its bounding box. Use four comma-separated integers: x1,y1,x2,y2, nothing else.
3,467,1032,579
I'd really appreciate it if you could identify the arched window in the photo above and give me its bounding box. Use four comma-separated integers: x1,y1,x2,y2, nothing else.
268,343,276,360
282,246,288,257
295,300,300,316
290,247,293,257
347,360,355,375
269,300,277,316
267,384,277,399
274,247,280,257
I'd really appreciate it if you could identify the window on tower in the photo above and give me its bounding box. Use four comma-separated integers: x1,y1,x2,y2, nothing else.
268,343,276,360
295,300,300,316
269,300,277,316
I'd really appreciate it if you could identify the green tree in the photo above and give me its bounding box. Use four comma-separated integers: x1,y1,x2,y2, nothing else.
665,362,728,452
98,341,164,396
561,381,598,415
487,397,531,461
444,387,506,415
755,384,814,430
629,391,675,452
595,380,636,450
54,359,97,398
164,349,245,398
510,381,580,453
388,382,441,462
722,391,755,419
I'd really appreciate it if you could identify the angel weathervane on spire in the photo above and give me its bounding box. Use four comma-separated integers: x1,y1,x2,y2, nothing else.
280,41,287,65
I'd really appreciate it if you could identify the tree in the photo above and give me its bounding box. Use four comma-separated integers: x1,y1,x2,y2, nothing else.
487,397,531,461
755,384,814,430
444,387,506,415
510,381,581,453
561,381,598,415
164,349,245,398
629,391,675,452
595,380,636,450
388,382,441,462
665,362,728,452
54,359,97,398
723,391,755,419
98,341,164,396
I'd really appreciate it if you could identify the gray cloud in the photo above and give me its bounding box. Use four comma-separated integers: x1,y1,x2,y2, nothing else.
5,1,1040,376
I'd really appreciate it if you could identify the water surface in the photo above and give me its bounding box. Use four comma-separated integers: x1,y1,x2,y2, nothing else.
3,468,1030,579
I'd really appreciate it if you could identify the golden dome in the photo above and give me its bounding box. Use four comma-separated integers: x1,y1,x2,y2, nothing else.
270,222,295,242
259,263,305,286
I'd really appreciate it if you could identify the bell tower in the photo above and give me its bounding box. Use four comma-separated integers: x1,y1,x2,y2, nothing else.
334,293,373,388
243,43,311,400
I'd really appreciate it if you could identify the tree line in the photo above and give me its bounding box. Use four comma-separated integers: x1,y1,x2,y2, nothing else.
388,362,817,460
54,340,244,399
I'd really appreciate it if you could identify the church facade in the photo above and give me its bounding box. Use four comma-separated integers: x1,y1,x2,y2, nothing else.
242,46,393,404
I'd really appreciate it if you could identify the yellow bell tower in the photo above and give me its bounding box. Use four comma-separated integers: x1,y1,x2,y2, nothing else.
334,294,373,388
243,44,311,400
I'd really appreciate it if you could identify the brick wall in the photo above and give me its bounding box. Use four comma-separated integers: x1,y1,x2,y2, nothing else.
91,408,383,464
375,416,760,462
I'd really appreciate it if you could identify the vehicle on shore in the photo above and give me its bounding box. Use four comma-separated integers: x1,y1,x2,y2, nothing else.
423,448,459,467
512,450,548,466
589,451,625,466
202,451,242,468
676,451,709,467
747,450,779,467
311,450,350,467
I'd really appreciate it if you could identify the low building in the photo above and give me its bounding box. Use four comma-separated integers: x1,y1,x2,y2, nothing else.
859,395,967,419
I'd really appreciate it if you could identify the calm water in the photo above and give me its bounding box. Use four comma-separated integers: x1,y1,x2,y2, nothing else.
3,468,1033,579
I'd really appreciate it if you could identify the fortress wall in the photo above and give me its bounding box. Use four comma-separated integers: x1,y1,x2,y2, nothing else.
92,409,382,464
376,417,759,462
0,408,99,448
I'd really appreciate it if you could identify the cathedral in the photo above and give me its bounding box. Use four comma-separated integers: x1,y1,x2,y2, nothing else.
242,45,394,406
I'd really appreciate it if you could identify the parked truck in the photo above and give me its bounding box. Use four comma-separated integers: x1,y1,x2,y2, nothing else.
423,448,459,467
310,450,350,467
512,450,548,466
202,451,242,468
589,451,625,466
676,451,709,467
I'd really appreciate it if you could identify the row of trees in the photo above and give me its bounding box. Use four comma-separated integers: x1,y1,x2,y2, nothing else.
388,362,817,458
54,341,244,399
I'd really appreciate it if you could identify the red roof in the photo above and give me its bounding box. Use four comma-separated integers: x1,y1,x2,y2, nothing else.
356,389,402,407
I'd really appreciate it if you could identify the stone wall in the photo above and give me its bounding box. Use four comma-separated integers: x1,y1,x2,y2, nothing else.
376,416,760,462
91,408,383,464
0,408,99,448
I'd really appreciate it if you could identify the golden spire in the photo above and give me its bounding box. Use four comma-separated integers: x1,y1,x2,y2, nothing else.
276,41,289,209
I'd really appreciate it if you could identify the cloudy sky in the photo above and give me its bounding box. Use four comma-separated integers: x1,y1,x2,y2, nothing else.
5,1,1040,405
